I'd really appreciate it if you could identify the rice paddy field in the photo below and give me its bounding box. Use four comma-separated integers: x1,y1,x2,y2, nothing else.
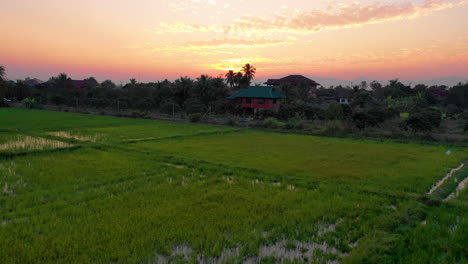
0,108,467,264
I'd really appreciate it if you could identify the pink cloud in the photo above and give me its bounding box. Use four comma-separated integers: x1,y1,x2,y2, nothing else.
158,0,467,35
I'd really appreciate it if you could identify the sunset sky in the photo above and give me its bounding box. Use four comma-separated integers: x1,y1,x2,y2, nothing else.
1,0,468,83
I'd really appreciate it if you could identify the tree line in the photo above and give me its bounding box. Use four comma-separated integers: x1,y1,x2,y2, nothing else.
0,64,257,115
1,64,467,133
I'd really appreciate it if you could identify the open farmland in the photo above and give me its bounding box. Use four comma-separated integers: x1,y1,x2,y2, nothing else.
0,108,467,264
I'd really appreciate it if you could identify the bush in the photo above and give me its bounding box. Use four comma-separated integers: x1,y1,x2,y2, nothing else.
263,118,285,129
278,103,318,120
189,113,202,123
211,100,228,114
185,99,205,114
464,122,468,132
0,99,9,108
352,112,375,129
22,98,38,109
402,108,442,132
131,110,146,118
259,109,279,119
285,113,305,130
50,95,68,105
325,104,345,120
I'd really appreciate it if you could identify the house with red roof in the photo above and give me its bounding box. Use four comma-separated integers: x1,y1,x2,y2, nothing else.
228,86,286,112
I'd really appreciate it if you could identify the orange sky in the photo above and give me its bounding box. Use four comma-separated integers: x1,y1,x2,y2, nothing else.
1,0,468,83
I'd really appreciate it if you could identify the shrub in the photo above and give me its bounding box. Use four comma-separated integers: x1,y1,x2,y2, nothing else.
278,103,318,120
50,95,67,105
324,120,344,136
263,118,284,129
189,113,202,123
352,112,375,129
325,104,345,120
211,100,228,114
22,98,38,109
464,122,468,132
131,110,146,118
259,109,279,119
402,108,441,132
0,98,9,108
185,99,205,114
368,106,398,123
285,113,305,130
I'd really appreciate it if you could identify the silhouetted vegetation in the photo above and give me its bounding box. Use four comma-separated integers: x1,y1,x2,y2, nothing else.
1,64,467,140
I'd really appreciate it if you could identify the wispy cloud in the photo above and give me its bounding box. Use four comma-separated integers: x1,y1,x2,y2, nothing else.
142,38,292,54
157,0,467,35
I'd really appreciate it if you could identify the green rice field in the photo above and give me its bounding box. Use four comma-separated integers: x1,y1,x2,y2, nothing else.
0,108,466,263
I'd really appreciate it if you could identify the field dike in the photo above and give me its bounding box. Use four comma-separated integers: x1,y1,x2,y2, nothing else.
427,163,464,195
444,176,468,201
0,135,73,152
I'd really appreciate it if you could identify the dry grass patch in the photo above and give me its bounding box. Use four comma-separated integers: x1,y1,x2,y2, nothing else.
0,136,73,152
47,131,99,142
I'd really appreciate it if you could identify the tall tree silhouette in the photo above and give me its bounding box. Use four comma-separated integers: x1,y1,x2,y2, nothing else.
242,64,256,82
173,77,194,107
196,75,214,105
0,66,5,81
225,70,236,89
234,72,243,88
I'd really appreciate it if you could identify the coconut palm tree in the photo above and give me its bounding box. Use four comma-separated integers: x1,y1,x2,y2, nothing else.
225,70,236,89
234,72,243,88
242,63,256,82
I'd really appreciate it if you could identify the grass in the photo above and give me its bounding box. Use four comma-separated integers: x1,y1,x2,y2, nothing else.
0,108,466,263
129,131,466,193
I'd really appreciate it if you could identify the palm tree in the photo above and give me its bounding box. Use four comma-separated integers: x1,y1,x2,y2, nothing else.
225,70,236,89
242,63,256,82
234,72,243,88
0,66,5,81
58,73,69,82
196,75,214,104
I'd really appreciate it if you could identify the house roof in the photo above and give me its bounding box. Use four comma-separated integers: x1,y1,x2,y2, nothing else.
228,86,286,99
265,75,320,86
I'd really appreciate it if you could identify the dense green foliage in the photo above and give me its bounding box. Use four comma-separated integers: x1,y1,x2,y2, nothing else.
0,109,467,263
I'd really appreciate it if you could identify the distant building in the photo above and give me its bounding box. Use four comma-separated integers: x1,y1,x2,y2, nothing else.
265,75,320,98
228,86,286,112
335,87,353,105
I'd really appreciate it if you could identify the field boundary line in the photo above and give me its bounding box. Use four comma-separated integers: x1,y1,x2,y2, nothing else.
427,163,464,195
444,176,468,201
0,146,82,159
121,129,242,144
